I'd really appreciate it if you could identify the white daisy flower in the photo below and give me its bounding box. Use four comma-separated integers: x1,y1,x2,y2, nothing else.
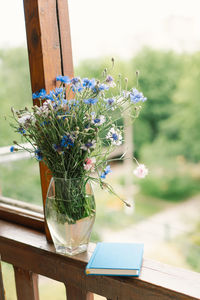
106,127,122,146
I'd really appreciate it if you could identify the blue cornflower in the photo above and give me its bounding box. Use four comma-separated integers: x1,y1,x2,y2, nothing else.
84,98,98,105
61,134,74,148
82,78,96,89
99,84,109,91
105,98,115,109
52,144,63,155
106,75,114,83
32,89,47,99
94,118,100,124
54,87,64,96
91,113,106,126
56,75,70,84
112,133,118,141
105,75,116,87
100,165,112,179
130,88,147,103
107,98,114,105
81,139,96,152
17,127,26,134
46,87,64,101
10,146,15,152
106,127,122,146
72,84,83,93
46,91,55,101
71,77,80,85
35,149,43,161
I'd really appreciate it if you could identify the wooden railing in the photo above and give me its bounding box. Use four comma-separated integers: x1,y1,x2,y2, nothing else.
0,219,200,300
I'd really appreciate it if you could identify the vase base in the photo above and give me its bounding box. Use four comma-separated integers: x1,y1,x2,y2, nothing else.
55,243,88,256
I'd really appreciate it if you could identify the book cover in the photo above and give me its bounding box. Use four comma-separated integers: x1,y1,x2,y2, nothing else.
86,242,144,276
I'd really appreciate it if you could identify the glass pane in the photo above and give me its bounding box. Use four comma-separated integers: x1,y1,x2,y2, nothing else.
0,0,42,206
69,0,200,273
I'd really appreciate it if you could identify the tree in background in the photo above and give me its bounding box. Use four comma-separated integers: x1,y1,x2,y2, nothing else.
131,48,184,157
160,52,200,163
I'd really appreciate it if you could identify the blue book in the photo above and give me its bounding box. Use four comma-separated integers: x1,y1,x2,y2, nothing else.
86,242,144,276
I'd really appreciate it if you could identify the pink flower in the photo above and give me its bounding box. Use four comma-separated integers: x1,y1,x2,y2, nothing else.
84,157,96,172
133,164,148,178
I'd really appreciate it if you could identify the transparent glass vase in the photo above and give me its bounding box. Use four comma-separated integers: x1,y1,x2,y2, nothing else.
45,177,96,256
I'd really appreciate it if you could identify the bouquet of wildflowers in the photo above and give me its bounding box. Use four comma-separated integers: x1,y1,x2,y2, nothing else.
10,65,148,221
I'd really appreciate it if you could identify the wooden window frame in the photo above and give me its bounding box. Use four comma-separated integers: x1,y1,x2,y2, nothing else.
0,0,74,240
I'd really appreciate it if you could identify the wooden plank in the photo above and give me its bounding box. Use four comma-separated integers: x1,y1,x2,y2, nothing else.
0,220,200,300
0,202,44,233
65,284,94,300
0,196,43,214
14,266,39,300
0,258,6,300
56,0,74,78
23,0,74,241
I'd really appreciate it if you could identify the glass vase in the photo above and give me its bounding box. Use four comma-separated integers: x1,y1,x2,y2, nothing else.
45,177,96,256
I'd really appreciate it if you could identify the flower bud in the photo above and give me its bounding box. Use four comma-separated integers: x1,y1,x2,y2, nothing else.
111,57,115,68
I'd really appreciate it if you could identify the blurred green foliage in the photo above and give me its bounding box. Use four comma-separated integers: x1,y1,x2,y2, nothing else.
178,222,200,272
1,46,200,163
138,175,200,202
0,47,32,147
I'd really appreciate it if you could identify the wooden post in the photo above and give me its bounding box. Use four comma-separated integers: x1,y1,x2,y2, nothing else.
23,0,74,241
14,266,39,300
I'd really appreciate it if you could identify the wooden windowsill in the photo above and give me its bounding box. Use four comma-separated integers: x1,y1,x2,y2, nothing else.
0,219,200,300
0,197,44,232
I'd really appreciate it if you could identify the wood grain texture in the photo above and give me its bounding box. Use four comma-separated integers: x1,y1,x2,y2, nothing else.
0,201,44,232
14,266,39,300
0,258,5,300
23,0,74,241
0,220,200,300
56,0,74,77
65,284,94,300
